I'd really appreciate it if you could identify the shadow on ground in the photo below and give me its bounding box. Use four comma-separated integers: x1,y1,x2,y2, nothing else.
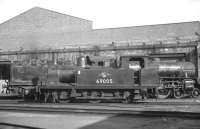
78,114,200,129
0,122,44,129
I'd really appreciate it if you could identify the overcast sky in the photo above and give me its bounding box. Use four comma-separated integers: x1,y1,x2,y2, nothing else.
0,0,200,29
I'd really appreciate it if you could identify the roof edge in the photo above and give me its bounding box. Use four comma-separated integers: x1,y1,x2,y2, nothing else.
93,21,200,31
0,6,93,26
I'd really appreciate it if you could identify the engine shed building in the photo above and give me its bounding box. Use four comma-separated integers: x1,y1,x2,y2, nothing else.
0,7,199,69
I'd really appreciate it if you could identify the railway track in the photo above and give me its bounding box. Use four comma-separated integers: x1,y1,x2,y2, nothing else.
1,98,200,107
0,101,200,118
1,97,200,105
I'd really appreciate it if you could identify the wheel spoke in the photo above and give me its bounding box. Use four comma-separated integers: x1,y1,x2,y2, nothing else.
192,88,200,98
89,91,101,103
157,87,171,99
173,89,184,99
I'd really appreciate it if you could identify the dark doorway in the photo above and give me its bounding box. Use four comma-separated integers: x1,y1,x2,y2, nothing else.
0,61,11,80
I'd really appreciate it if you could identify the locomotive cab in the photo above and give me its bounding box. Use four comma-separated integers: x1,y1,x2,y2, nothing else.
120,55,147,69
120,55,148,84
78,55,117,68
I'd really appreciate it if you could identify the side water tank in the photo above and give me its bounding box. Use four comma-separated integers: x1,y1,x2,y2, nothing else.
47,67,76,84
58,70,76,83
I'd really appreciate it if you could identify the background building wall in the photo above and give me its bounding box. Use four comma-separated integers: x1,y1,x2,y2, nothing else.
0,7,199,51
0,7,92,51
0,7,199,67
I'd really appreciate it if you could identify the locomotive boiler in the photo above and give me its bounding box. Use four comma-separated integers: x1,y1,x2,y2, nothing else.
152,61,198,99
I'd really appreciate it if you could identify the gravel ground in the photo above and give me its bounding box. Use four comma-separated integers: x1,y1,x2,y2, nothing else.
0,111,200,129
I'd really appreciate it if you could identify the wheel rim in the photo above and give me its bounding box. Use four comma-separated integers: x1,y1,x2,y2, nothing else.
157,87,171,99
174,89,184,99
192,88,200,98
90,91,98,98
122,91,132,103
89,100,101,103
89,91,101,103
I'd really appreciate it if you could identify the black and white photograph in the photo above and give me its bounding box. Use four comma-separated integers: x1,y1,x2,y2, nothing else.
0,0,200,129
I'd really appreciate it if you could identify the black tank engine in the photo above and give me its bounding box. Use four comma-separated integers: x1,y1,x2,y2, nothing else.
0,53,199,103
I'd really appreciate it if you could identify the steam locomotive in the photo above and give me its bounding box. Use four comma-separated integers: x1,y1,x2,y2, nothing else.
0,53,199,103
